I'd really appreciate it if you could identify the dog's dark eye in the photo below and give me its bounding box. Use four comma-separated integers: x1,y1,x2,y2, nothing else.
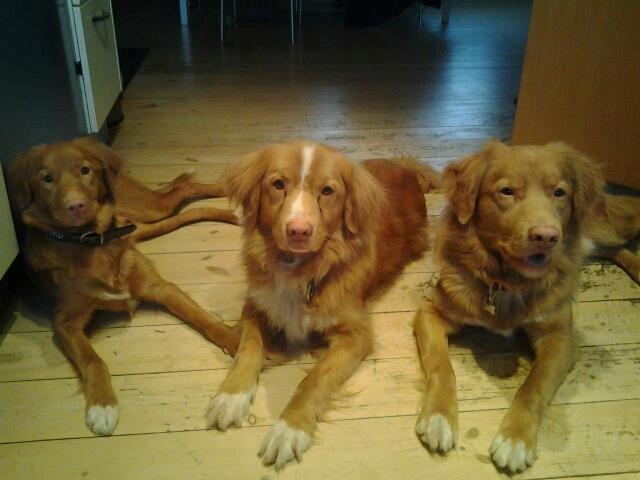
80,165,91,175
273,179,285,190
43,174,54,183
500,187,514,196
321,186,334,196
554,188,566,198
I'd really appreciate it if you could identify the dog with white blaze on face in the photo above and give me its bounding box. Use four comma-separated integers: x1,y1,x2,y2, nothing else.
207,140,439,468
413,141,615,473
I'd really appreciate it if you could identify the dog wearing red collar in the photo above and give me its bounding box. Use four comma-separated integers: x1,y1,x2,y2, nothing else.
413,141,605,473
8,138,240,436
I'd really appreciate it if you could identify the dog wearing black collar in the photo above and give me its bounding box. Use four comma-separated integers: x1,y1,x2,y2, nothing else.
7,137,240,436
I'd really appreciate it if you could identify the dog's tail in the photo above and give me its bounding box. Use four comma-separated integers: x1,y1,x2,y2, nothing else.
392,157,442,193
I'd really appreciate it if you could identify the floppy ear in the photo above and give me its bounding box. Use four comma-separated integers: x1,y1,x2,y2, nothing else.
72,137,123,195
224,150,267,230
344,161,386,235
8,145,47,219
547,142,604,223
443,143,494,225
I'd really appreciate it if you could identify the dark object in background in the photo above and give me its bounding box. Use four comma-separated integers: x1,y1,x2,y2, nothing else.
117,47,149,90
345,0,441,28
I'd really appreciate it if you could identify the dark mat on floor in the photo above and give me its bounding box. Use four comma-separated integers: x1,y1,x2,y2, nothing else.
118,47,149,90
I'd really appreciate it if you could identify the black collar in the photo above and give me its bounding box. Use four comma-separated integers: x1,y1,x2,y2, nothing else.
41,224,137,246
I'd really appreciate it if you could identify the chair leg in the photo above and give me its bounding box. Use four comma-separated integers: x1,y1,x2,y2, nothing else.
418,2,423,29
290,0,295,44
179,0,189,26
220,0,224,42
233,0,237,27
441,0,451,25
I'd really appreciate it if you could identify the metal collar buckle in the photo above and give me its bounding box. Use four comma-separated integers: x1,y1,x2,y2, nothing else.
80,231,104,245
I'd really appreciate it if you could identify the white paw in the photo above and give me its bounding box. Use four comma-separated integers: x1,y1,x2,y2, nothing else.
490,434,536,473
415,413,455,453
206,388,255,431
258,419,312,469
86,404,119,436
232,206,245,226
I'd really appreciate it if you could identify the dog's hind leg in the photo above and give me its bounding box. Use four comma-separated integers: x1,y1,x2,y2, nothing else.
117,173,229,223
130,206,239,242
593,247,640,284
151,173,227,211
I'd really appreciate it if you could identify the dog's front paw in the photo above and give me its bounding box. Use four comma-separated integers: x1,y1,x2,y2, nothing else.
490,434,537,473
258,419,312,469
415,412,455,453
206,388,255,431
86,404,119,436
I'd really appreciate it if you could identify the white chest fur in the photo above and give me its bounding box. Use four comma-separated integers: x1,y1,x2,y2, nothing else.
249,272,336,343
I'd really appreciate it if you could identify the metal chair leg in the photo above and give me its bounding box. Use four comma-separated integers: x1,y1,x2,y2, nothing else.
220,0,224,42
418,2,423,28
179,0,189,26
290,0,295,43
233,0,237,27
441,0,451,25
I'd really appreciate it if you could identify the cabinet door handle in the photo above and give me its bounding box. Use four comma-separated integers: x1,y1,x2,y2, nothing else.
92,9,111,23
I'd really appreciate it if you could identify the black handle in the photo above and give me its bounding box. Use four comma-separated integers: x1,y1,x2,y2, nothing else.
92,10,111,23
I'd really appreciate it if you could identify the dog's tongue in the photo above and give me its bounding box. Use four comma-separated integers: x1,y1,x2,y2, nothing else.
525,253,549,267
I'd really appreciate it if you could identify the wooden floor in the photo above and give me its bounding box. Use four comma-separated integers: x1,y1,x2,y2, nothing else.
2,1,639,478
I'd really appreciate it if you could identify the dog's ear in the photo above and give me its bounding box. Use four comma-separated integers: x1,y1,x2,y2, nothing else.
8,145,46,219
548,142,604,224
225,150,267,230
73,137,123,195
344,161,386,235
443,142,495,224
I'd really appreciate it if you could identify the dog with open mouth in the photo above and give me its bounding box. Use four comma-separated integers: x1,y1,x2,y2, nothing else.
413,140,605,473
206,140,438,468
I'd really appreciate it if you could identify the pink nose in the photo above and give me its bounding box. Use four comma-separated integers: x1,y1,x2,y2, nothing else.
286,219,313,239
65,198,87,215
528,226,559,249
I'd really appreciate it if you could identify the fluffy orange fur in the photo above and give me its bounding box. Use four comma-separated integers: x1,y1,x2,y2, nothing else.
414,141,604,473
8,138,240,436
208,141,435,469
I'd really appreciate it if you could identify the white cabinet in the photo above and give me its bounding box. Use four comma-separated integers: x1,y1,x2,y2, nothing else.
67,0,122,132
0,168,19,278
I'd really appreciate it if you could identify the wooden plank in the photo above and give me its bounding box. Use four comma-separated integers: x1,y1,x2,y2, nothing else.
111,124,512,151
2,400,638,479
1,342,637,443
112,143,458,166
119,99,515,132
124,71,523,100
3,297,639,383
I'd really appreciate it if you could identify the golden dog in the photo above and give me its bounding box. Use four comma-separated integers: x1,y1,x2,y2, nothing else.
8,138,240,436
207,141,437,468
413,141,605,472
